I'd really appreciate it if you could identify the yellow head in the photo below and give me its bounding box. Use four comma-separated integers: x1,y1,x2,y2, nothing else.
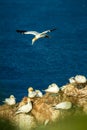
28,87,34,92
10,95,15,99
22,97,28,102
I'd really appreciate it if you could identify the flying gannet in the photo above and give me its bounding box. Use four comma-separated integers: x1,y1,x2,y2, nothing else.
16,28,56,45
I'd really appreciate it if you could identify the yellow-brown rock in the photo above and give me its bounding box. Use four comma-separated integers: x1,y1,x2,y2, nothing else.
0,80,87,129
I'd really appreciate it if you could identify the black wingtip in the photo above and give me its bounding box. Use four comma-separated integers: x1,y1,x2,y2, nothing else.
50,28,57,32
16,30,21,33
16,30,26,34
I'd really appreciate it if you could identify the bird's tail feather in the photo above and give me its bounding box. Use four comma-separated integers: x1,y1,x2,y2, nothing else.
52,106,57,109
15,110,21,115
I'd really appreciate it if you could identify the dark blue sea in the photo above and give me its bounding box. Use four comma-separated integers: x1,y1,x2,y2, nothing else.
0,0,87,104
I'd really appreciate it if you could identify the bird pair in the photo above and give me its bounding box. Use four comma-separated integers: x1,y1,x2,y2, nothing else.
28,87,43,98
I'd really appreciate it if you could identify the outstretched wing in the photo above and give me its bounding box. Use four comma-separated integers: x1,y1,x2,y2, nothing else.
41,28,56,35
16,30,40,36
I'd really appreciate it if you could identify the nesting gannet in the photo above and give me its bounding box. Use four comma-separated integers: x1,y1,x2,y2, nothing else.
75,75,87,84
28,87,37,98
3,95,16,105
16,28,56,45
69,77,76,84
35,90,43,97
43,83,60,93
52,101,72,110
18,97,28,108
15,98,32,114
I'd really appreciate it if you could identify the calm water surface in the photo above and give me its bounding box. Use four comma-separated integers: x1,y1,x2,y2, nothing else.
0,0,87,103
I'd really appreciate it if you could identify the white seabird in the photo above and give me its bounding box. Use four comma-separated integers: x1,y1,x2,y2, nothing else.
69,77,76,84
75,75,87,84
15,98,32,114
18,97,28,108
52,101,72,110
16,28,56,45
3,95,16,105
43,83,60,93
28,87,37,98
35,90,43,97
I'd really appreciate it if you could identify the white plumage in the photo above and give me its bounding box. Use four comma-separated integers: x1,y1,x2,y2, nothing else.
69,77,76,84
75,75,87,83
52,101,72,110
35,90,43,97
16,98,32,114
44,83,60,93
28,87,37,98
3,95,16,105
16,28,56,45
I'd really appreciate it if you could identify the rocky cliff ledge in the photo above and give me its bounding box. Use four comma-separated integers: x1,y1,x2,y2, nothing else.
0,79,87,130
